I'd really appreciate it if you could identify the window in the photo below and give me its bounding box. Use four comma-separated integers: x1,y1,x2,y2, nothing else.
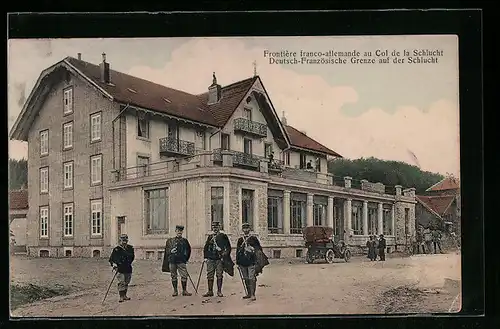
145,188,169,234
91,200,102,236
137,156,150,178
351,202,363,235
290,193,307,234
90,113,102,142
300,153,307,169
63,203,74,237
242,189,254,229
243,138,253,155
168,124,178,140
313,195,328,226
211,187,224,230
243,108,252,120
264,143,273,158
333,200,344,237
40,167,49,193
383,207,392,235
221,133,230,150
63,122,73,149
368,206,377,235
137,114,149,138
63,88,73,114
63,162,73,189
284,151,290,166
90,155,102,185
92,249,101,258
267,190,283,234
40,207,49,238
40,130,49,156
316,157,322,172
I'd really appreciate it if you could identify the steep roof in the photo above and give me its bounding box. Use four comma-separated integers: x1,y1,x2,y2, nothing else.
285,125,342,157
425,176,460,192
9,190,28,210
416,195,455,216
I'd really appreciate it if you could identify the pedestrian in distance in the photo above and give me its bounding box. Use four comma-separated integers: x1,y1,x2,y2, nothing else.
432,228,443,254
109,234,135,303
366,235,377,261
162,225,192,297
377,234,386,261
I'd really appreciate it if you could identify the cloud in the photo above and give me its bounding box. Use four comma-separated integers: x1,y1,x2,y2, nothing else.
128,38,459,176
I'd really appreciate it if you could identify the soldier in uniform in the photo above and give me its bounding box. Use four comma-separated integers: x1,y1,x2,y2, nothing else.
109,234,135,303
162,225,192,297
377,234,386,261
202,220,232,297
236,222,263,301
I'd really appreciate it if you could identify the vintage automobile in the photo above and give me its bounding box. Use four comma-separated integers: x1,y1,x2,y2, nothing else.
303,226,352,264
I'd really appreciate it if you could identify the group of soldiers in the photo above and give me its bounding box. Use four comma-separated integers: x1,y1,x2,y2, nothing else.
107,221,268,303
414,226,444,254
365,234,387,261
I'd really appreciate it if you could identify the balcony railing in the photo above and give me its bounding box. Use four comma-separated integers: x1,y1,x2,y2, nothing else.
159,137,195,156
213,148,260,168
233,118,267,137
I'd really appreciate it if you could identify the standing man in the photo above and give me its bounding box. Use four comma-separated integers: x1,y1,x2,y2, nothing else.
236,222,263,301
202,220,232,297
162,225,192,297
432,228,443,254
109,234,135,303
377,234,386,261
366,235,377,261
424,227,433,254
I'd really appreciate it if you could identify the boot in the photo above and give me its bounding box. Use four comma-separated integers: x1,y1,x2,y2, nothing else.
181,281,192,296
118,291,125,303
202,279,214,297
172,280,178,297
216,278,224,297
123,289,131,301
242,279,251,299
250,280,257,301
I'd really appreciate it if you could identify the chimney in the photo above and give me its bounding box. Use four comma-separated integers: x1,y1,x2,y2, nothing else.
77,53,81,60
99,52,110,84
207,72,222,105
281,111,287,125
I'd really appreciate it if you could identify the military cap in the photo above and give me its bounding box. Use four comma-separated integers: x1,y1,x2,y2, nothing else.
175,225,185,231
211,221,220,227
242,222,251,229
120,234,129,240
379,234,384,238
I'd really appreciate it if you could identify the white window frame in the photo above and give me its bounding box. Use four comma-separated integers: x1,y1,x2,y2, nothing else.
90,112,102,142
40,167,49,193
63,87,73,114
63,122,73,149
63,203,74,237
63,162,73,189
91,200,103,236
40,130,49,156
40,207,49,238
90,155,102,185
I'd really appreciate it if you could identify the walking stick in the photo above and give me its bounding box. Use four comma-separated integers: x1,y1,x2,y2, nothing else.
195,260,205,293
237,266,248,296
185,266,198,295
102,268,118,304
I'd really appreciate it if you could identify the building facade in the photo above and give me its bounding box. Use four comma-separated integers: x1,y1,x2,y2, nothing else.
9,190,28,253
10,54,417,260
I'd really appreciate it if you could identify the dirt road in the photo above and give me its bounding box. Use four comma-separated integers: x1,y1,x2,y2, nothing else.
10,252,461,317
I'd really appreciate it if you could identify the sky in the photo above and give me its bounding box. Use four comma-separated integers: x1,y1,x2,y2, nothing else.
8,36,460,176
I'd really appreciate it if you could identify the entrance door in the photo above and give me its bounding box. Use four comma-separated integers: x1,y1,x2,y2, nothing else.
117,216,126,243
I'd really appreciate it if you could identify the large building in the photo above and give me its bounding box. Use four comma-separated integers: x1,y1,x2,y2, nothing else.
9,54,417,260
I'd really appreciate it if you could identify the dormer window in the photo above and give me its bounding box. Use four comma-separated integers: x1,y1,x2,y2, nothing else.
63,87,73,114
243,108,252,120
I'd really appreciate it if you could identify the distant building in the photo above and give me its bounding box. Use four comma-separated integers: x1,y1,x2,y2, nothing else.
416,176,461,233
9,54,417,259
9,189,28,252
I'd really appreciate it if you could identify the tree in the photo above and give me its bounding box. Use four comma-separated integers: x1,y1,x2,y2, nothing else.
9,158,28,190
327,157,444,194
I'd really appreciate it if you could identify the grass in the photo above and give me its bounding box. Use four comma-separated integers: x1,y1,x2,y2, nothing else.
10,283,73,310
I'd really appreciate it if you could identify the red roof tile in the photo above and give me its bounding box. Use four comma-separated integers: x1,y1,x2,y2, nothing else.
416,195,455,216
285,125,342,157
65,57,219,126
9,190,28,210
425,176,460,192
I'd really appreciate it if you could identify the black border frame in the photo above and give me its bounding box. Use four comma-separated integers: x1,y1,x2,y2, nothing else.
5,8,487,329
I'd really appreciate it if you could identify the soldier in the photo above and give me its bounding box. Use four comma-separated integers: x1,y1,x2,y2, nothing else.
236,222,263,301
202,220,232,297
162,225,192,297
377,234,386,261
432,229,443,254
109,234,135,303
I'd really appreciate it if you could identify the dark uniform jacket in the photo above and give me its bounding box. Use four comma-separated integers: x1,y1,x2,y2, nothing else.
109,244,135,274
236,235,262,267
168,237,192,264
203,232,231,260
378,238,387,249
